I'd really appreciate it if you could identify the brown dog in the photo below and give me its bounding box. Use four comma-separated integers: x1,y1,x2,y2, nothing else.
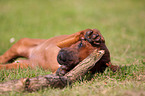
0,29,118,74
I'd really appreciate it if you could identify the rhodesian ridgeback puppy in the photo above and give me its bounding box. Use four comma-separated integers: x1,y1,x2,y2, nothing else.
0,29,118,74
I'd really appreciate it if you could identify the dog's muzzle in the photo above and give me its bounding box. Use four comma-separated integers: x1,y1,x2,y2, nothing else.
57,48,80,67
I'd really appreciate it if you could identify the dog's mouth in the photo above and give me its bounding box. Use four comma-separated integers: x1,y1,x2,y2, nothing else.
57,48,80,68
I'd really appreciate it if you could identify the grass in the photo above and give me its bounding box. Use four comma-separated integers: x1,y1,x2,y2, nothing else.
0,0,145,95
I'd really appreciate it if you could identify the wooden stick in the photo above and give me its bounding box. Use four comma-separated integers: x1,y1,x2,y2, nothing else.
65,49,105,82
0,49,104,93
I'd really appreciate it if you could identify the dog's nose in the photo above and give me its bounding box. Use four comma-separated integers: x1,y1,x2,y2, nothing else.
58,52,66,62
57,48,79,66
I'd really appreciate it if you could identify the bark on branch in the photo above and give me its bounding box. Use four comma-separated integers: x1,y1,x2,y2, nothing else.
0,49,104,93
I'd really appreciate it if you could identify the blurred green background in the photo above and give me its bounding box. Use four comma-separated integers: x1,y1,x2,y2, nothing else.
0,0,145,95
0,0,145,62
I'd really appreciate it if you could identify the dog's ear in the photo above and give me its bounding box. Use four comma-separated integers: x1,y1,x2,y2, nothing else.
57,29,91,48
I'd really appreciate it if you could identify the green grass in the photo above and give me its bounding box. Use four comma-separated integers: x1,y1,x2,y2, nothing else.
0,0,145,95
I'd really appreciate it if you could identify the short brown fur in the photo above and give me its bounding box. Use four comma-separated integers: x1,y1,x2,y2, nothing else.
0,29,118,73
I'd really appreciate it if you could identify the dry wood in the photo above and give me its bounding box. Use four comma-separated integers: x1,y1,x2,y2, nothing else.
0,49,104,93
65,49,105,82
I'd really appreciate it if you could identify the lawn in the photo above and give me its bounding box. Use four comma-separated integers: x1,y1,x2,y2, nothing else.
0,0,145,95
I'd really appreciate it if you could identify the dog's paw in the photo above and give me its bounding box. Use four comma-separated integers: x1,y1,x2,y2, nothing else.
56,65,69,76
85,30,102,46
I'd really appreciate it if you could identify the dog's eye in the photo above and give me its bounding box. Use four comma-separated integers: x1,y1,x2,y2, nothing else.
78,42,83,48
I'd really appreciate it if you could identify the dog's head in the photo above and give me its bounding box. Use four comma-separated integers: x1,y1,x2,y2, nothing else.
57,29,105,69
57,40,96,67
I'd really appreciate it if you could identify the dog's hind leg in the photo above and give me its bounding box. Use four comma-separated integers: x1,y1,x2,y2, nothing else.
0,38,46,64
0,59,33,70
